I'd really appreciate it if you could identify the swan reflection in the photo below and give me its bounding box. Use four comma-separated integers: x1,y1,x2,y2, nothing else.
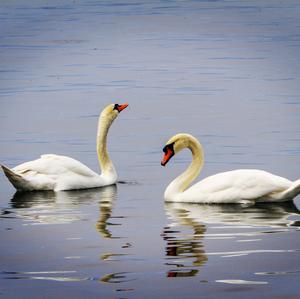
163,203,207,277
100,272,136,284
166,201,300,228
164,201,300,277
6,186,118,233
95,185,121,239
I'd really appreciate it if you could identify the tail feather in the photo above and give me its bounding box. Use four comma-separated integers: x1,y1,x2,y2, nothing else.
1,165,32,191
275,179,300,201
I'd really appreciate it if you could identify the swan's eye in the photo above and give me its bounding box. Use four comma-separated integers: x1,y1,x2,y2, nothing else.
162,145,168,154
163,142,175,154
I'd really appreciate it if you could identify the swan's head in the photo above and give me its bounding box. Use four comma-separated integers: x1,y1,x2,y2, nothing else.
161,133,198,166
100,103,128,123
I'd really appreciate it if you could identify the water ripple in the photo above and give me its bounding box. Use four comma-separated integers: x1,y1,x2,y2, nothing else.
216,279,268,285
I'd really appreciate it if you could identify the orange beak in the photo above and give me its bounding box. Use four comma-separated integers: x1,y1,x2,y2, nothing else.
161,147,174,166
117,103,128,112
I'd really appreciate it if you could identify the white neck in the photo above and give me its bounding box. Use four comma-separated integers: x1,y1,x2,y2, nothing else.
97,114,117,181
165,137,204,201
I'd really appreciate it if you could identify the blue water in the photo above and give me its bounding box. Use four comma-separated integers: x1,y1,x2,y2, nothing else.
1,1,300,298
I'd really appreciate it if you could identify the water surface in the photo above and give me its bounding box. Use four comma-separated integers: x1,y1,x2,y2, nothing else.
1,1,300,298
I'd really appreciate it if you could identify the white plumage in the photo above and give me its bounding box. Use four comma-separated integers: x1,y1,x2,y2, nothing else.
161,133,300,204
1,103,128,191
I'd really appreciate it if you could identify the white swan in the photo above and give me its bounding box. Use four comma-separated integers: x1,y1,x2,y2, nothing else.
161,133,300,204
1,103,128,191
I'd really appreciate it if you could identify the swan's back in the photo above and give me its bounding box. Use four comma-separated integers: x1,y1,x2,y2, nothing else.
184,169,292,203
14,154,98,177
6,154,102,191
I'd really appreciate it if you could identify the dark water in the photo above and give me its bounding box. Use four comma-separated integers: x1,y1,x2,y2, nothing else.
1,1,300,298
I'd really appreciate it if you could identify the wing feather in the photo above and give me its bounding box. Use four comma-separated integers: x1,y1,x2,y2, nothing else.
13,154,98,178
187,169,292,202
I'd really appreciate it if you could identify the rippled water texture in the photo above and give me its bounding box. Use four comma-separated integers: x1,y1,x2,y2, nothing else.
1,1,300,298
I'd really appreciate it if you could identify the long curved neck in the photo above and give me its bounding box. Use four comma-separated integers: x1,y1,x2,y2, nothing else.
97,115,117,179
165,138,204,200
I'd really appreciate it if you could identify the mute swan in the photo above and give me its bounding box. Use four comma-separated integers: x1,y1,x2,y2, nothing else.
161,133,300,204
1,103,128,191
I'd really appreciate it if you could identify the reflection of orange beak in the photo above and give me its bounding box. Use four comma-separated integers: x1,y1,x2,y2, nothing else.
117,103,128,112
161,148,173,166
